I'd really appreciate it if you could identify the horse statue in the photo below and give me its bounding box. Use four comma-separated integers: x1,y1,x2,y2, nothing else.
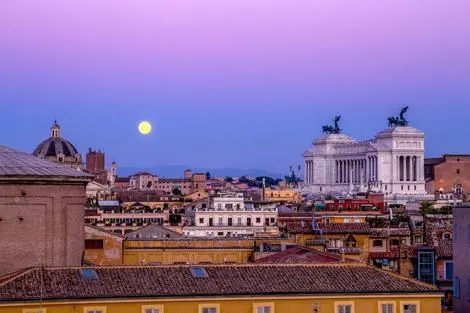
387,106,409,127
399,106,409,126
322,115,342,134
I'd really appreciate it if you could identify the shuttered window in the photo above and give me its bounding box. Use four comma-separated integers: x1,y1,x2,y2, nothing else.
403,304,417,313
381,303,393,313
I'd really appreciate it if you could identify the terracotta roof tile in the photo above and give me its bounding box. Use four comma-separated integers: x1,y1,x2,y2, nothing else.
319,223,371,234
255,246,353,264
0,264,439,302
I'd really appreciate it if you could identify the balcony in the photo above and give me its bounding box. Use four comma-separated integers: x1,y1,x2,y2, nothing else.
326,247,362,254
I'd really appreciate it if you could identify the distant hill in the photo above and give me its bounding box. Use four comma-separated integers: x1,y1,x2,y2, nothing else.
118,165,284,179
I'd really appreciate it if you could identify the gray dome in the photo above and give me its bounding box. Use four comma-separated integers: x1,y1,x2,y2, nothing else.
33,137,79,158
33,121,80,158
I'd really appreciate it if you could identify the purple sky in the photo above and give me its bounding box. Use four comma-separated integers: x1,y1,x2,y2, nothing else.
1,1,469,173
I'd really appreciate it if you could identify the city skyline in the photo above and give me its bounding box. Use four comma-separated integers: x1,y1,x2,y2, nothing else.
1,1,470,172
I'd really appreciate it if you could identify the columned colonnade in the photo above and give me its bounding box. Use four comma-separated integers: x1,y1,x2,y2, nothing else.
334,156,378,184
397,155,422,181
305,160,314,184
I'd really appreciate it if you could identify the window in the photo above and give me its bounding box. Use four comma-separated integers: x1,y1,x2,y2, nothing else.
335,302,353,313
457,169,461,174
142,305,164,313
85,239,104,249
199,218,204,224
379,302,395,313
373,240,384,247
199,304,219,313
401,185,404,190
84,308,106,313
414,236,422,243
402,304,417,313
255,306,272,313
254,303,274,313
190,267,208,278
80,268,99,280
454,277,460,299
256,217,261,223
417,251,435,284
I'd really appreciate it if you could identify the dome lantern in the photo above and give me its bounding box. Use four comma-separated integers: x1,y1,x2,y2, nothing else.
50,121,61,138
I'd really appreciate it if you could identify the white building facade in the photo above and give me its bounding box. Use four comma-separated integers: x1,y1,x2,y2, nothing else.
184,193,279,237
303,126,426,196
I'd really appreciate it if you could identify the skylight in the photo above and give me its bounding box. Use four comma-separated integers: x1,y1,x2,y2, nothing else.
80,268,99,280
190,267,208,278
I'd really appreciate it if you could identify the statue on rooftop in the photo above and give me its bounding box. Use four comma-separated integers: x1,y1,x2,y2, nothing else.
387,106,409,127
322,115,342,134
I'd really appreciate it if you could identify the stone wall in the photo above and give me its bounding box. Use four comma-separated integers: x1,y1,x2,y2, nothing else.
0,182,86,275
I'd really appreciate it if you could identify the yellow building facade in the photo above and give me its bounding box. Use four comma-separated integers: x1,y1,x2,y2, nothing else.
84,225,124,265
123,239,255,265
2,295,441,313
84,231,297,266
0,264,442,313
264,188,301,202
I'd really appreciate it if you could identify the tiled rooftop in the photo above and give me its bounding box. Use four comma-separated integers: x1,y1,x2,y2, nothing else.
319,223,371,234
283,222,371,234
0,264,439,302
0,145,91,180
255,246,353,264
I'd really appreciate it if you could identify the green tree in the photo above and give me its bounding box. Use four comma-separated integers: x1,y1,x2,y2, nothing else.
206,172,211,180
172,187,183,196
225,177,233,183
420,201,440,215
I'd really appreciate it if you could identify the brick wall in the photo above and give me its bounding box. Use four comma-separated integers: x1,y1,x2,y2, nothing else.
0,182,86,275
432,156,470,193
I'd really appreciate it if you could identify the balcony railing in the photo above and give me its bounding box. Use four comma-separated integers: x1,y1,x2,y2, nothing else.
196,223,278,228
326,247,362,254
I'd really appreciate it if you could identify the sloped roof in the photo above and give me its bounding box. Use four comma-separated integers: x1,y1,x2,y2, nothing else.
319,223,371,234
0,264,439,302
255,246,353,264
0,145,91,180
125,224,183,240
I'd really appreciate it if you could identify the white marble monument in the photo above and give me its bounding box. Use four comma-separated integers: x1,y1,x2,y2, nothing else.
303,110,426,197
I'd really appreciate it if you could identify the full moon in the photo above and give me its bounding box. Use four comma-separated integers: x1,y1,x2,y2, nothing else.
138,121,152,135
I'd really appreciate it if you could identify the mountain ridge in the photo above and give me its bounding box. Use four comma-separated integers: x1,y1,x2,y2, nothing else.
117,165,285,179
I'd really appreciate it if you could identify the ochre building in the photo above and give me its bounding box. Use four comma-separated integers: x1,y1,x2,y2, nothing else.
0,264,442,313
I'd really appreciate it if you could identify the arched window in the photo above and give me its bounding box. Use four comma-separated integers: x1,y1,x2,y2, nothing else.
345,235,357,248
455,183,463,195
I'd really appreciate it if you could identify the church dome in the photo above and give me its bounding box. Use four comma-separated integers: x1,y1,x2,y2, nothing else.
33,122,81,160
